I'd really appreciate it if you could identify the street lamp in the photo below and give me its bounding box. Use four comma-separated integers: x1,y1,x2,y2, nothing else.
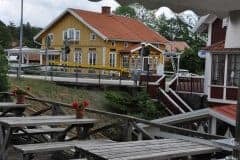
17,0,23,80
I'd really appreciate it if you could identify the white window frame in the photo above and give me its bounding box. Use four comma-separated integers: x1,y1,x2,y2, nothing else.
88,49,97,65
122,55,129,68
68,28,75,40
90,32,97,40
63,30,68,41
61,51,68,62
111,41,116,47
75,30,80,41
74,48,82,64
48,33,54,42
110,52,117,67
124,42,128,48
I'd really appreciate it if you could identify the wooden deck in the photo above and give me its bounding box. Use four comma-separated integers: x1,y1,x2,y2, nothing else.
75,139,219,160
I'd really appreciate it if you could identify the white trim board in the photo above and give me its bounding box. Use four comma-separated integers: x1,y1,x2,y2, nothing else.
34,9,108,42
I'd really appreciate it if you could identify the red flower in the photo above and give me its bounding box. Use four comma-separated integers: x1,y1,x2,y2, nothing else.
11,90,17,96
72,101,79,109
82,100,89,108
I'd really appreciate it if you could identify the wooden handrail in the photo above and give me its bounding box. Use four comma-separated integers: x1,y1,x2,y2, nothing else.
26,96,225,140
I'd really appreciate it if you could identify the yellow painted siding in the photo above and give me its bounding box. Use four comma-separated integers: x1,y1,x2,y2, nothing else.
39,13,165,73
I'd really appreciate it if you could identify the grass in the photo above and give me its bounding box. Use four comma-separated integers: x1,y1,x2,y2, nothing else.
9,77,106,110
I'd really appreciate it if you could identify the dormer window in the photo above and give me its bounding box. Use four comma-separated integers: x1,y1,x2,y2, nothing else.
90,32,97,40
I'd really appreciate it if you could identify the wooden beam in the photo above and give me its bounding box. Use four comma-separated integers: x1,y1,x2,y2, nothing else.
88,122,123,135
131,122,154,140
26,97,225,140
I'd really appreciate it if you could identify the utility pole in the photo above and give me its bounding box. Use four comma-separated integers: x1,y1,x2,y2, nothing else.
17,0,23,80
45,35,51,80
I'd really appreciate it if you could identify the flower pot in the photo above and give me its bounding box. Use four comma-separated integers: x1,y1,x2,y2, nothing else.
76,109,84,119
16,94,25,104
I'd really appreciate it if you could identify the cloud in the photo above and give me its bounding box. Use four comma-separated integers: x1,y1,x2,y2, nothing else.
0,0,120,27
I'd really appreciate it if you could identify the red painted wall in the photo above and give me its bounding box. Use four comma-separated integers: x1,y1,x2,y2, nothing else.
211,19,226,44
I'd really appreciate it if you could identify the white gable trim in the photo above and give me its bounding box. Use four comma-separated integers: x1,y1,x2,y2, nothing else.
131,43,164,53
34,9,108,42
68,9,108,40
34,10,68,41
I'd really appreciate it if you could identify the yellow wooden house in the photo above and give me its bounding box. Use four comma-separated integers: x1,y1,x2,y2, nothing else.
34,7,168,75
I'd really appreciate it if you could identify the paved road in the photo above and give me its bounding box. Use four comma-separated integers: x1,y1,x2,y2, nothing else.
8,74,135,86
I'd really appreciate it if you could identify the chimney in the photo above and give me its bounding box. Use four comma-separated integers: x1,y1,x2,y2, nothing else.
102,6,111,15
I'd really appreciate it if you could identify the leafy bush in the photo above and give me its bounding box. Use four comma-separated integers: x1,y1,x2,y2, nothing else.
104,90,166,120
0,45,9,92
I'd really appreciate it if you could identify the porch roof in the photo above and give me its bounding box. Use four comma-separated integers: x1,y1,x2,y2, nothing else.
203,41,240,52
212,105,236,121
5,46,61,56
119,43,163,54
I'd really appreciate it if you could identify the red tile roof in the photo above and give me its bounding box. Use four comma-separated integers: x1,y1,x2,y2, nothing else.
70,9,168,43
212,105,236,120
119,44,141,53
166,41,189,52
203,41,240,52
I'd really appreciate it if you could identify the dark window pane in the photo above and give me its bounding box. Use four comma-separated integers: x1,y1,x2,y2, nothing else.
211,54,225,85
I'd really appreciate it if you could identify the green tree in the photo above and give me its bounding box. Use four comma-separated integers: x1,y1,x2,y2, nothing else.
0,20,12,48
115,6,136,18
0,45,9,91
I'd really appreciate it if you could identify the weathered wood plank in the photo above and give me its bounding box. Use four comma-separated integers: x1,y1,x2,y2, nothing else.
13,127,66,135
0,103,29,108
0,116,96,127
75,139,219,160
26,97,225,140
13,139,113,154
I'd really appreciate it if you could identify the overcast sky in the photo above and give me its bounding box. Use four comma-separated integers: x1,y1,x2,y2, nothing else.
0,0,120,27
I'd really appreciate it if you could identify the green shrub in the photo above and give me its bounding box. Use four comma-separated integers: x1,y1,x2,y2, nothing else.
0,45,9,92
104,90,166,120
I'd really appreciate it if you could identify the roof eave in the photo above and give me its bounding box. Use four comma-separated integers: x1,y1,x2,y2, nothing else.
34,9,109,42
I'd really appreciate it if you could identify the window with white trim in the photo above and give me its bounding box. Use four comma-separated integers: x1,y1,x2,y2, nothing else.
90,32,97,40
88,48,97,65
211,54,225,85
62,28,80,41
110,52,117,67
75,30,80,41
61,51,68,62
68,28,75,40
124,42,128,48
122,55,129,68
63,30,68,40
48,33,54,42
74,48,82,64
111,41,116,47
227,54,240,86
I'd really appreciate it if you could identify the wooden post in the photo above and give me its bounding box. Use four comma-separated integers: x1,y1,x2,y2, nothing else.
233,84,240,159
119,71,122,86
122,120,132,141
208,117,217,135
98,71,101,88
